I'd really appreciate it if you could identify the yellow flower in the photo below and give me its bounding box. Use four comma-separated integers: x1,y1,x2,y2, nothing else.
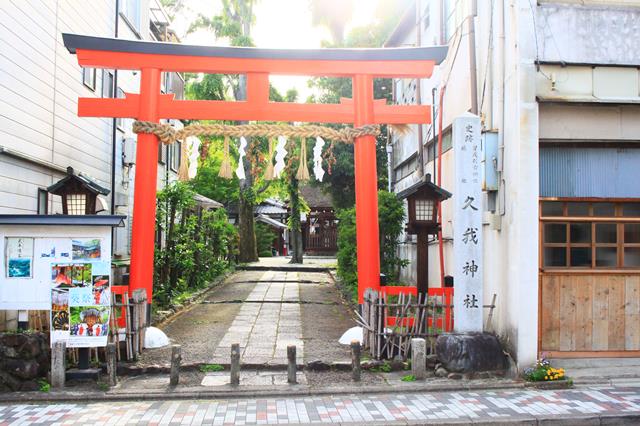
545,376,549,380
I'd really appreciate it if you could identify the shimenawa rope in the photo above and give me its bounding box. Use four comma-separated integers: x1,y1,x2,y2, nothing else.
132,121,381,145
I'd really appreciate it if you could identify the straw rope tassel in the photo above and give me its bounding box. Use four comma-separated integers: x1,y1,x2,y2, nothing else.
264,139,275,180
296,139,310,181
178,139,190,181
218,136,233,179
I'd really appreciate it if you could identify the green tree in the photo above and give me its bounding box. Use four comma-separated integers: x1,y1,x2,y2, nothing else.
336,190,407,301
307,2,407,208
188,0,260,263
154,182,237,308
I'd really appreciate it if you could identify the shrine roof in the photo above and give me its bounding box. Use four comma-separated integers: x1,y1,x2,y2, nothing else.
396,175,452,201
0,215,126,227
63,34,448,64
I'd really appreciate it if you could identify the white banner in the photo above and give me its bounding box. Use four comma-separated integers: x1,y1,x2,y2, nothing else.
453,113,483,333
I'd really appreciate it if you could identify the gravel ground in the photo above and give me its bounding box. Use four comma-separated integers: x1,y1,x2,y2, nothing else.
135,268,356,367
299,272,355,363
135,271,262,366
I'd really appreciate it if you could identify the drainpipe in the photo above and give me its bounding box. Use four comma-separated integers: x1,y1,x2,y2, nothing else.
431,87,437,182
111,0,120,215
415,0,425,177
468,0,479,114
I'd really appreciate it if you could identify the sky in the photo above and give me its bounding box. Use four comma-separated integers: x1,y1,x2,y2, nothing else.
170,0,384,99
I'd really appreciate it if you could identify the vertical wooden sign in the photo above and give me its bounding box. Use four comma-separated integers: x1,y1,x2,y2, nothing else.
453,113,483,333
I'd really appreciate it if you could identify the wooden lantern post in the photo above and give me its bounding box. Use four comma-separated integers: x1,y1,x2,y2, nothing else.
397,175,451,296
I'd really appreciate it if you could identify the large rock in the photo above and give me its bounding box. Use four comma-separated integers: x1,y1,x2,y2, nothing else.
436,333,508,373
0,332,49,391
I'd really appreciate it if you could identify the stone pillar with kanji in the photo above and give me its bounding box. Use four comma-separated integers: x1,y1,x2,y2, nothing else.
452,113,483,333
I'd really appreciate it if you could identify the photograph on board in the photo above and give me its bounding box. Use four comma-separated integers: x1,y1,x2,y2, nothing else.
52,264,91,288
71,239,101,261
69,306,109,337
92,275,110,305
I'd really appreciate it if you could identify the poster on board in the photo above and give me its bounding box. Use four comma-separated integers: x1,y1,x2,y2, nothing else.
5,237,34,278
50,258,111,348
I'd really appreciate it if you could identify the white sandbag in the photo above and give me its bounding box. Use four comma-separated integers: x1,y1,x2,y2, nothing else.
339,326,363,345
143,326,170,348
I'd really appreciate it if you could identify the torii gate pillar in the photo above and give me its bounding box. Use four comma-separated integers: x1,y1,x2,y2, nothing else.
353,75,381,302
129,68,161,303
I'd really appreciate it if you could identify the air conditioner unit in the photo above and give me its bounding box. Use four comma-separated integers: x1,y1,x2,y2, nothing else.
123,137,136,165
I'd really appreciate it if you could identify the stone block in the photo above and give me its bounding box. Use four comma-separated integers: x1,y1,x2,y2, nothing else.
436,332,508,373
3,358,40,380
411,338,426,380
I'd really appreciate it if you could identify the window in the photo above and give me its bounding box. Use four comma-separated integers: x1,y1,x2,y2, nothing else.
169,141,181,172
66,194,87,215
37,189,48,215
158,142,166,165
541,200,640,269
82,68,96,91
120,0,141,33
102,70,114,98
115,88,125,129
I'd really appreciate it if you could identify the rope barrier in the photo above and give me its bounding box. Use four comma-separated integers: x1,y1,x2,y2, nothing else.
132,121,381,144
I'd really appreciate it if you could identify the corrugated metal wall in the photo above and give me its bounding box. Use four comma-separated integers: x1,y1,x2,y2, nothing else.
540,147,640,198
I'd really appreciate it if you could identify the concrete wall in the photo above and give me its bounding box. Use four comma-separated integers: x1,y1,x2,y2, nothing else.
536,2,640,65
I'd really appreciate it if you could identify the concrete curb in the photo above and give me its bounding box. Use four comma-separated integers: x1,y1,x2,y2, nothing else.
0,380,527,404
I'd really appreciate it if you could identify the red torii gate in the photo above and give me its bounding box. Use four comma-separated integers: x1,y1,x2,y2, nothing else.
63,34,446,304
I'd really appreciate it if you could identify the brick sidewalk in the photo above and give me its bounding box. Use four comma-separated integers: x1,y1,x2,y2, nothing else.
1,385,640,425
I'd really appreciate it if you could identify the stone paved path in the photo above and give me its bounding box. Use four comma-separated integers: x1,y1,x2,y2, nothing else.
211,271,304,365
2,386,640,424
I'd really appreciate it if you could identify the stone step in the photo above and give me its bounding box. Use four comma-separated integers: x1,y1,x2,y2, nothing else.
550,357,640,369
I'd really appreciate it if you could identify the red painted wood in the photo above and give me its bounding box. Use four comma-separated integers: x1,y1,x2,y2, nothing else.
78,94,431,124
128,68,161,304
110,285,129,328
382,287,454,332
353,74,380,303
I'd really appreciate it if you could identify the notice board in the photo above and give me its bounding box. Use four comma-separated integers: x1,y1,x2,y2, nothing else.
0,225,113,348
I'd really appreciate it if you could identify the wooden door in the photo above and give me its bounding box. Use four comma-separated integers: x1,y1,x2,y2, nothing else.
540,273,640,357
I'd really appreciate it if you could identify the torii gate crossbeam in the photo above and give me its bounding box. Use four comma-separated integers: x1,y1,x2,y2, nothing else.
63,34,446,304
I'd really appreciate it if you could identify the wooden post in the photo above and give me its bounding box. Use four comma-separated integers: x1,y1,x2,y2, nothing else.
287,345,297,384
230,343,240,385
51,341,66,388
351,340,361,382
169,345,181,386
417,231,429,297
106,343,117,387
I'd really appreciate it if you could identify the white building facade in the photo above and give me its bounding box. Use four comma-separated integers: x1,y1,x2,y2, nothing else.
0,0,186,252
0,0,187,328
388,0,640,368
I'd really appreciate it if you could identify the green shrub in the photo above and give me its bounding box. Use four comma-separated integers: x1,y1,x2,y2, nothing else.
154,182,238,308
336,190,408,301
255,222,276,257
200,363,225,372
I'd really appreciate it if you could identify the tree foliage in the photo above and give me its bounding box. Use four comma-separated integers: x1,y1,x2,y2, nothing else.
255,222,276,257
305,3,408,208
154,182,238,308
336,190,407,301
